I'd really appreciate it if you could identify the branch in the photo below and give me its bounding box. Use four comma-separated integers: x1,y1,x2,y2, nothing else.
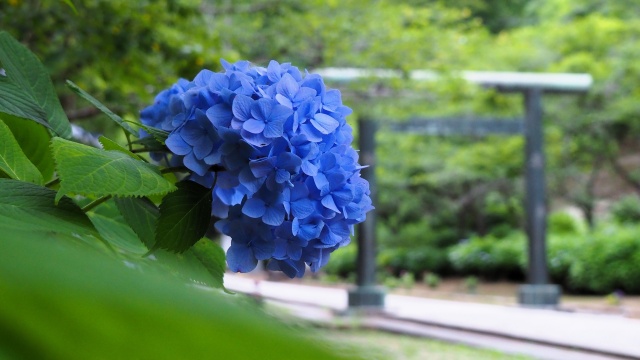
608,153,640,195
66,107,101,120
454,179,511,209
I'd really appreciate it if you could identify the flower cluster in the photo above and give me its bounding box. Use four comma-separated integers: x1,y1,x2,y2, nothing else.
140,60,373,278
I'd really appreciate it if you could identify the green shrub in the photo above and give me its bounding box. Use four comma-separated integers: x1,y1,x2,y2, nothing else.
378,246,449,277
568,224,640,294
611,195,640,224
377,248,409,276
424,273,441,289
400,272,416,289
548,211,584,234
447,233,525,280
324,243,357,278
464,276,479,293
382,275,401,290
546,232,583,286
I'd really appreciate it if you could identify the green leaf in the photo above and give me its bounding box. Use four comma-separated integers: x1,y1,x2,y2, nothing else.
99,136,144,161
0,31,71,138
89,199,222,287
88,201,149,255
131,135,168,151
0,234,351,360
114,196,159,249
0,114,55,182
139,124,169,145
0,120,43,184
51,137,176,202
0,178,104,248
151,180,213,253
66,80,137,137
0,77,51,131
60,0,79,15
191,238,227,289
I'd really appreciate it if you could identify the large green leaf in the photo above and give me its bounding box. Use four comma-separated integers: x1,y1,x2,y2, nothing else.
1,114,55,182
0,179,103,248
0,233,351,360
114,196,159,249
0,77,50,131
192,238,227,289
0,120,43,184
51,137,176,202
0,31,71,138
151,180,213,253
66,80,137,137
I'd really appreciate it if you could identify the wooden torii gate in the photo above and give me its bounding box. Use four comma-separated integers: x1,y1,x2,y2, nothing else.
314,68,593,309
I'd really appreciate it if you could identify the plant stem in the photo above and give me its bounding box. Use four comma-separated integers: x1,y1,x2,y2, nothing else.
82,195,112,212
125,132,133,152
161,166,190,174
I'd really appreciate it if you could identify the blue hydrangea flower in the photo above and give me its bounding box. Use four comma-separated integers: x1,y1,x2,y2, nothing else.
140,59,373,278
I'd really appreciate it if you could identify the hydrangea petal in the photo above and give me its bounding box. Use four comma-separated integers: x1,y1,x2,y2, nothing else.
311,113,339,134
165,134,191,156
232,94,253,121
227,243,258,273
206,104,233,129
243,119,266,134
291,198,314,219
263,205,285,226
242,197,266,218
321,195,341,213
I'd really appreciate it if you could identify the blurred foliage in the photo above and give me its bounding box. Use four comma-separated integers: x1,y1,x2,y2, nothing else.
448,233,525,281
610,195,640,224
0,230,353,360
445,213,640,294
323,242,358,278
568,223,640,294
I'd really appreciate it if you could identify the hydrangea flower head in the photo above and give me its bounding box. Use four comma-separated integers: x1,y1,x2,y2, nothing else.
141,60,373,278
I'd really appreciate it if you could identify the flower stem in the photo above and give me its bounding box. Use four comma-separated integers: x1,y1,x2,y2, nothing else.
82,195,112,212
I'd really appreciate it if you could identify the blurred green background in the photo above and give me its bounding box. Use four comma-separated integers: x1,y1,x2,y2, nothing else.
3,0,640,294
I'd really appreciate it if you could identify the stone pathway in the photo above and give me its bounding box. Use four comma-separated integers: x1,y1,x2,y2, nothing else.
225,274,640,360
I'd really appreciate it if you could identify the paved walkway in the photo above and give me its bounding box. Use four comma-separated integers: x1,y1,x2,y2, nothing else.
224,274,640,360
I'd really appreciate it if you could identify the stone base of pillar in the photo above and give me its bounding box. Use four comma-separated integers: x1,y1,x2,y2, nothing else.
347,285,385,311
518,284,561,307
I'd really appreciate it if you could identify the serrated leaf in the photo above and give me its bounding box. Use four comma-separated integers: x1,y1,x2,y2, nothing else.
0,77,51,131
1,113,55,182
51,137,176,202
0,31,71,138
139,124,169,145
0,178,103,247
0,119,43,184
151,181,213,253
99,136,144,161
114,196,159,249
67,80,137,137
191,238,227,289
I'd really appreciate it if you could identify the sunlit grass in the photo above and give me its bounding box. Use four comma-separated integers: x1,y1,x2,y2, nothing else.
315,328,532,360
